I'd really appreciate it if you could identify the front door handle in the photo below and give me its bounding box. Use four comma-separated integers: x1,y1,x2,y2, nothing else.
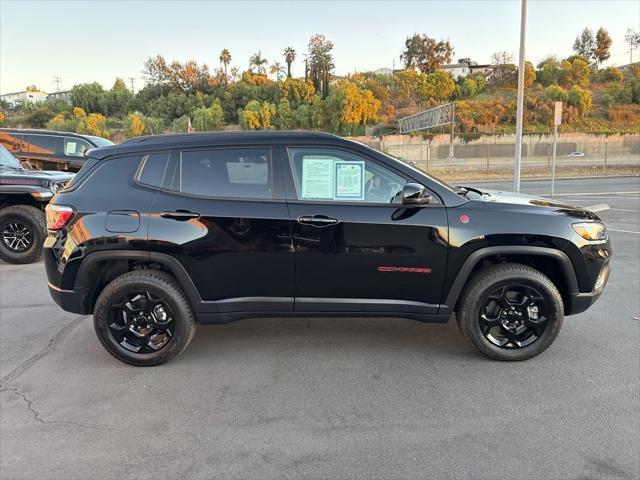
297,215,339,227
160,210,201,220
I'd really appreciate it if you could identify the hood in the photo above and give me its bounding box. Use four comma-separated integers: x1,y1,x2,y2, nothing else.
473,188,599,221
0,166,74,190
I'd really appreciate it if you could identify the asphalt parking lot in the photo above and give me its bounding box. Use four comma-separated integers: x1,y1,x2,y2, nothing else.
1,176,638,480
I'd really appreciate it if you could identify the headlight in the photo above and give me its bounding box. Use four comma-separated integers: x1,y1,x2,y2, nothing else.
572,222,607,241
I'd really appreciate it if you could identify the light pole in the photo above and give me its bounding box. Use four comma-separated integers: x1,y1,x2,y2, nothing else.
513,0,528,193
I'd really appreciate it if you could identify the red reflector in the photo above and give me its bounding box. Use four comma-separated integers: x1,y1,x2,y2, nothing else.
45,204,74,230
459,214,470,224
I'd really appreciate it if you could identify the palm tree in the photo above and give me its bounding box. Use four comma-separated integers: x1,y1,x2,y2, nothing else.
283,47,296,78
270,61,285,81
249,51,268,74
219,49,231,81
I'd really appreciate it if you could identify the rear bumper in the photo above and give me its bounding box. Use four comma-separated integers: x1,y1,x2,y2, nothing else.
47,282,88,315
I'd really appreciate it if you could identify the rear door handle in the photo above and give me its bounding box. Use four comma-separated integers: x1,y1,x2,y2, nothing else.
297,215,339,227
160,210,201,220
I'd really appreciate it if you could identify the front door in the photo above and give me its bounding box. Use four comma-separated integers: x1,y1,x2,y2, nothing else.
147,146,294,314
283,146,448,316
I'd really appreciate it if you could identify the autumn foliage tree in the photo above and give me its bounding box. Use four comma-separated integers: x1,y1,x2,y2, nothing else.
401,34,453,73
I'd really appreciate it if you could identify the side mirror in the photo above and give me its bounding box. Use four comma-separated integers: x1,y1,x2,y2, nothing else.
402,183,433,205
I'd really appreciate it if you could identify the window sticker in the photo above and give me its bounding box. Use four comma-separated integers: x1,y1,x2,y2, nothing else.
301,157,334,199
334,161,365,200
64,141,77,155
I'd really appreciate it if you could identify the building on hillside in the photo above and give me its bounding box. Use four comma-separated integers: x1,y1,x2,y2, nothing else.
468,64,493,77
47,90,72,104
439,63,471,79
0,88,48,109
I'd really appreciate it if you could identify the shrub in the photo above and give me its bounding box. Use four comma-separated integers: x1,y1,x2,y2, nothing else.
542,85,569,102
567,85,593,114
191,99,224,131
77,113,108,137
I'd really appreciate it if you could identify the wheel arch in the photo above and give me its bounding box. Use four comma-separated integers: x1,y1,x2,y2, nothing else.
444,246,579,315
73,251,202,314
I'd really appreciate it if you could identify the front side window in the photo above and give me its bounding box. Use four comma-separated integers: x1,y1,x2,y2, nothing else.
63,137,92,157
172,148,272,199
287,147,406,204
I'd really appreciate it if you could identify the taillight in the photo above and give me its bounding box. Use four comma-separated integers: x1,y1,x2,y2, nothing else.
45,204,74,231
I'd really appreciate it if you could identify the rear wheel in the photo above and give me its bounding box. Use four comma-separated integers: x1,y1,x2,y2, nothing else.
93,270,197,366
456,263,564,361
0,205,46,264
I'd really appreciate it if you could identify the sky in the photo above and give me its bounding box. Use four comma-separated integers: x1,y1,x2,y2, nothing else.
1,0,639,94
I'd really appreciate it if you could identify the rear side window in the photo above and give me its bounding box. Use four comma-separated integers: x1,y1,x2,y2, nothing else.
136,152,170,188
171,148,272,199
24,134,60,155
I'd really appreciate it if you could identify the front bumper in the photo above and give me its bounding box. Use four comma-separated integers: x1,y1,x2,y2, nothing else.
566,262,610,315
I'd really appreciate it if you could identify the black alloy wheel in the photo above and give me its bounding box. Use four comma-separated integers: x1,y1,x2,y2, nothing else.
109,291,175,353
479,285,549,349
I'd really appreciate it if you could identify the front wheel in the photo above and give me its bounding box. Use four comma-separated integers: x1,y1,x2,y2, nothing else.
456,263,564,361
0,205,46,264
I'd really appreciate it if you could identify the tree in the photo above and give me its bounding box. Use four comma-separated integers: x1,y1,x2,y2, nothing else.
219,49,232,81
77,113,108,137
567,85,592,114
594,28,612,65
542,85,568,102
192,99,224,131
625,29,640,63
401,34,453,73
126,113,146,136
27,106,54,128
279,78,316,108
275,98,293,129
524,61,536,88
308,34,334,97
249,51,268,74
419,71,456,100
458,57,477,66
325,80,380,134
142,54,169,86
573,28,595,60
537,56,562,86
107,78,133,117
283,47,296,78
269,61,286,81
491,51,514,65
71,82,108,115
561,57,590,88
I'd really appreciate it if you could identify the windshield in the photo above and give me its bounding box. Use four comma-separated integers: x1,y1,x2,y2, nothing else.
381,150,456,193
85,135,114,148
0,145,22,169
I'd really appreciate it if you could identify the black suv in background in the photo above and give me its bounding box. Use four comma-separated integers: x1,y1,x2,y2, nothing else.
0,145,73,263
0,128,113,171
44,132,611,366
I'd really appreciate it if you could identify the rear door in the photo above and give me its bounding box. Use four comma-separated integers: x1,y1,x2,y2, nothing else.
147,145,294,314
283,145,449,316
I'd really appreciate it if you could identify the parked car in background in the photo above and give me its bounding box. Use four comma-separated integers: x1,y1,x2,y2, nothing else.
0,144,74,263
0,128,113,172
43,131,611,366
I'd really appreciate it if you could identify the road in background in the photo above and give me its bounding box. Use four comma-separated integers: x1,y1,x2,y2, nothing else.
1,177,638,480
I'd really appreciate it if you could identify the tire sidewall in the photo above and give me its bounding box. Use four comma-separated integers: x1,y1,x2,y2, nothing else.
463,272,564,361
94,276,193,366
0,207,44,264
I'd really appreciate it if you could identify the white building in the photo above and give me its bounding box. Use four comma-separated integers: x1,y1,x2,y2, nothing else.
0,89,48,108
439,63,471,79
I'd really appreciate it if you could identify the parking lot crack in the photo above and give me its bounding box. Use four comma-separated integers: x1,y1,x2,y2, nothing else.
1,386,113,431
0,315,86,388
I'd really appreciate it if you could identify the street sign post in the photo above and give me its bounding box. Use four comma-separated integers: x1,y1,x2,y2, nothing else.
551,101,562,197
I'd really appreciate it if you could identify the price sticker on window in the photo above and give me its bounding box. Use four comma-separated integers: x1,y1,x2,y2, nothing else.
334,161,365,200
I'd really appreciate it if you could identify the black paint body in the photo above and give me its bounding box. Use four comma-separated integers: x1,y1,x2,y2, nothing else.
44,132,611,324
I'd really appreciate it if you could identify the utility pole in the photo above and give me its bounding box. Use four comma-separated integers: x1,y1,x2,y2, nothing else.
513,0,528,193
52,76,62,92
128,77,135,93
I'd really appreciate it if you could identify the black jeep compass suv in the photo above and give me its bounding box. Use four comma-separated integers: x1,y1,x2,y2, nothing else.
44,131,611,366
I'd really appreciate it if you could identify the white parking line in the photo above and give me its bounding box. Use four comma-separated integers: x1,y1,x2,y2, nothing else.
550,191,640,197
608,228,640,234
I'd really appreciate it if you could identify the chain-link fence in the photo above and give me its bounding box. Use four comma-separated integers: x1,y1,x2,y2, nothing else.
378,133,640,182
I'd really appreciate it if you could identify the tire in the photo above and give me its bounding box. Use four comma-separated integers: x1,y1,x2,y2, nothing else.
93,270,197,366
0,205,46,264
456,263,564,361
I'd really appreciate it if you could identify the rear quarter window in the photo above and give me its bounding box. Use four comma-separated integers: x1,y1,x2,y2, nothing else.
135,152,170,188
